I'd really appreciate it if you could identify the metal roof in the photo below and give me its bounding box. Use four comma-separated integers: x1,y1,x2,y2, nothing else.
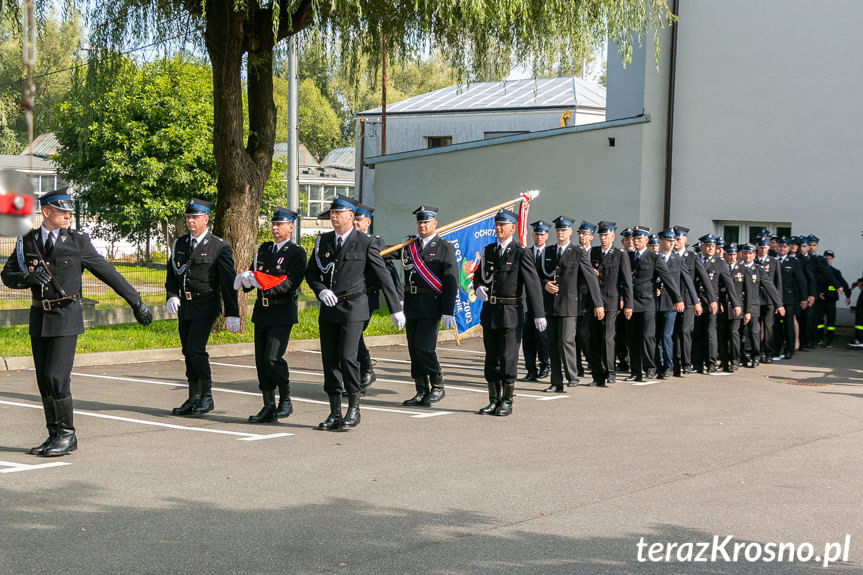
21,133,60,157
320,147,355,171
0,155,56,172
360,77,605,115
274,142,319,166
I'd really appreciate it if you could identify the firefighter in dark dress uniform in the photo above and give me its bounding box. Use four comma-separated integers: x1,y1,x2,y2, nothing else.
718,244,750,371
692,234,740,373
775,237,809,359
352,202,401,393
234,207,306,423
754,236,783,362
305,195,404,430
817,250,850,347
672,226,715,377
389,206,459,406
165,198,241,417
2,191,153,456
520,220,552,381
588,221,633,386
738,243,784,366
574,220,597,380
473,209,545,416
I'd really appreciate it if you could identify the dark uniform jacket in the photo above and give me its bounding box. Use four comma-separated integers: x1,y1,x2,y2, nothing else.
657,252,697,312
474,240,544,329
244,240,307,326
526,245,553,319
541,243,602,317
754,256,782,306
698,255,741,310
630,249,682,313
2,227,140,337
806,253,840,298
166,231,240,321
722,263,754,318
305,229,402,323
397,234,458,320
798,254,818,299
366,234,402,312
676,250,717,306
778,255,808,305
821,266,850,301
589,245,634,311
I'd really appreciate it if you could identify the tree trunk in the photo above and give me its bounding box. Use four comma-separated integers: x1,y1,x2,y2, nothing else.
204,2,277,333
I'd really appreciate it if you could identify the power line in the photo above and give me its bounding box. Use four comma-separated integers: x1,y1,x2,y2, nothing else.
0,31,194,91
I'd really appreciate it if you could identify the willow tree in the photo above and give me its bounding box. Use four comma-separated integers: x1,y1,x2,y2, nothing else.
4,0,671,282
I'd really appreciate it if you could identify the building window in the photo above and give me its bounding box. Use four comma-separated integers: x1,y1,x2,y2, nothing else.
302,183,355,217
716,221,792,244
426,136,452,149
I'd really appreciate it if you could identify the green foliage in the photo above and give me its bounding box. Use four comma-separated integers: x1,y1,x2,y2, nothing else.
54,55,217,239
296,78,341,159
0,10,81,152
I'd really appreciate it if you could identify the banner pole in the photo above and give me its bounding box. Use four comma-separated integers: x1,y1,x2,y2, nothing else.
381,190,540,256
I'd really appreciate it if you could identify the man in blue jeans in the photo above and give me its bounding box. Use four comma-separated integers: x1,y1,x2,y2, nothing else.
655,229,697,378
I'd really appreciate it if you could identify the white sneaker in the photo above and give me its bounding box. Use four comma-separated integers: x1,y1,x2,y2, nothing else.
772,356,785,361
849,342,863,349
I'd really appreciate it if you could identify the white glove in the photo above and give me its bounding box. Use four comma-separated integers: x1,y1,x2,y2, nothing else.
232,274,244,290
534,317,548,332
441,314,456,329
166,296,180,314
225,316,241,333
318,289,338,307
475,286,489,302
240,270,255,289
391,311,406,330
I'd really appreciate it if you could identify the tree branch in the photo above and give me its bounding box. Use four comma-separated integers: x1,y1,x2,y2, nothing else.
276,0,318,40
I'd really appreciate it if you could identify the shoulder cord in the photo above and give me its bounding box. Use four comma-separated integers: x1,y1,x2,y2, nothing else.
314,234,334,274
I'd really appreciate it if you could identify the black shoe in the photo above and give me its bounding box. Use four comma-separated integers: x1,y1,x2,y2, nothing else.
537,366,550,379
360,358,376,389
192,380,214,416
626,374,644,382
42,398,77,457
682,364,695,374
494,384,515,416
318,395,344,431
617,361,629,372
519,372,538,382
402,376,429,406
478,382,500,415
542,384,564,393
29,398,57,456
275,384,293,419
656,371,666,379
172,380,201,416
761,357,772,364
673,369,683,378
644,370,658,379
784,353,793,360
249,390,277,423
706,365,718,374
343,393,361,429
421,373,445,405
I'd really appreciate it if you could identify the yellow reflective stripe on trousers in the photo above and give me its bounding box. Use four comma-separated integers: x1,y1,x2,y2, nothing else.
826,326,836,331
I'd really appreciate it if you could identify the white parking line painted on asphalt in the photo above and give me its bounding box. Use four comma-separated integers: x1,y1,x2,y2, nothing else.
632,380,660,386
0,460,71,474
300,349,490,372
210,361,561,402
400,344,486,356
0,399,292,441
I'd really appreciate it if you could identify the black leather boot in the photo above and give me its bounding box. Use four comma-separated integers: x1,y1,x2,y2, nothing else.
318,394,344,430
192,380,214,416
360,357,376,389
494,383,515,416
249,389,277,423
29,397,57,456
275,383,293,419
542,383,564,393
172,380,200,415
343,393,361,429
477,382,500,415
402,376,429,406
42,397,77,457
421,373,445,405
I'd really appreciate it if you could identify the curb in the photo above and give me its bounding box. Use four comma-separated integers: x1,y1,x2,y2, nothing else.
0,328,478,372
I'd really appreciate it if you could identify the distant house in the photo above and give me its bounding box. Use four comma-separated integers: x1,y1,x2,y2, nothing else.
274,143,356,235
355,77,606,205
0,132,67,197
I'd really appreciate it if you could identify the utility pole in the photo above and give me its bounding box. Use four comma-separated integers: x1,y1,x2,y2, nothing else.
287,36,300,240
381,34,387,156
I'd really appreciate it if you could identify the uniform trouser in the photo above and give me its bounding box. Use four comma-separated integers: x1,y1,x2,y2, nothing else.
406,317,441,379
673,306,695,370
483,325,519,385
798,304,814,347
254,323,293,392
31,334,78,399
627,311,657,377
589,309,617,382
575,313,591,375
742,311,762,358
855,292,863,342
655,310,677,373
759,305,777,358
319,319,364,395
777,303,798,356
549,316,579,385
815,299,838,342
693,312,718,370
718,315,742,368
357,320,371,364
179,317,216,384
615,312,629,364
522,314,550,374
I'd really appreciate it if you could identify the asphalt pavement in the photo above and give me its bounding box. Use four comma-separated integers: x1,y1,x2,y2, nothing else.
1,336,861,574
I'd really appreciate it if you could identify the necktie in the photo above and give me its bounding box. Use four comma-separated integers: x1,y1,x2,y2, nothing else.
558,247,563,258
273,243,280,254
497,244,503,259
44,232,54,257
191,238,198,251
337,237,343,252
